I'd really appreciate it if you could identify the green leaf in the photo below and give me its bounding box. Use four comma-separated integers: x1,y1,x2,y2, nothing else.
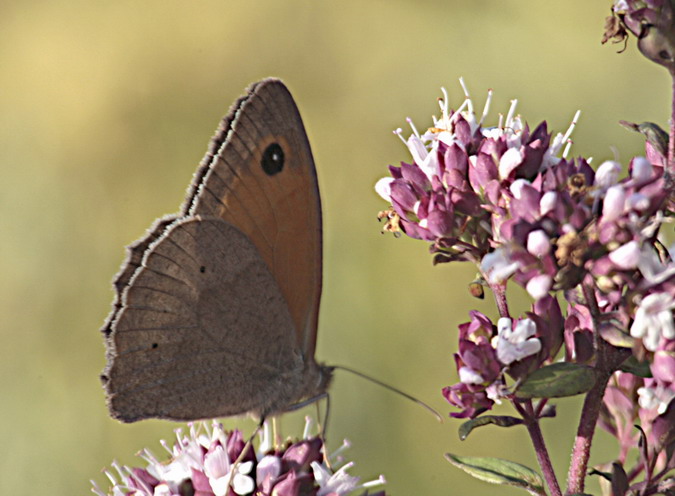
445,453,545,495
599,324,635,348
515,362,597,399
619,120,669,157
458,415,523,441
618,356,653,378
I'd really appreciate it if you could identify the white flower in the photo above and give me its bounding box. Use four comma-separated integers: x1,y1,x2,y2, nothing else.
638,244,675,286
499,147,524,179
509,178,530,199
256,455,281,486
459,366,484,384
495,317,542,365
539,191,558,217
526,274,552,300
638,385,675,415
401,132,442,183
627,192,651,212
312,460,386,496
481,247,521,284
613,0,630,13
485,381,509,404
203,445,254,496
374,177,394,202
609,240,641,269
630,292,675,351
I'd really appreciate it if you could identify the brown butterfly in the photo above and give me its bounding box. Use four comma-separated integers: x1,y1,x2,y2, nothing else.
100,79,333,422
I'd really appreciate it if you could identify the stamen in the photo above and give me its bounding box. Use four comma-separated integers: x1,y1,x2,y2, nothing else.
505,99,518,130
128,466,153,494
138,448,159,466
562,139,573,159
393,128,407,145
303,416,313,439
361,474,387,489
110,460,128,484
454,97,469,117
159,439,173,456
173,427,185,450
90,480,107,496
561,110,581,144
103,468,117,485
479,88,493,126
329,439,351,461
406,117,420,138
440,86,450,121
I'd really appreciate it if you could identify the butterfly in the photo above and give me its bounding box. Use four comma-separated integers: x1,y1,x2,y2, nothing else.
100,78,333,422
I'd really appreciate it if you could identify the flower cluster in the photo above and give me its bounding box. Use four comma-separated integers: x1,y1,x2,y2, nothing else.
91,419,385,496
442,296,563,418
375,82,671,302
375,81,674,478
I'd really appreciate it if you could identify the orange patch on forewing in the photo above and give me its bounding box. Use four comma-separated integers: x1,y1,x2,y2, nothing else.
214,129,321,356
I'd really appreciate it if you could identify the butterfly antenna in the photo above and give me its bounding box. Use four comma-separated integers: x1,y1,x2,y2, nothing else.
334,365,443,422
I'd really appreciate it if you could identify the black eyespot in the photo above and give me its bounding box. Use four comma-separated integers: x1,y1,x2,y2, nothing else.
261,143,284,176
200,266,206,273
151,343,158,349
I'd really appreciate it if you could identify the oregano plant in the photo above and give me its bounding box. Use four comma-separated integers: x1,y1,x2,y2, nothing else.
375,2,674,495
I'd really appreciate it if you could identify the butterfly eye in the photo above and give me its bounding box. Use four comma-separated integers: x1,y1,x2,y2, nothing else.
261,142,285,176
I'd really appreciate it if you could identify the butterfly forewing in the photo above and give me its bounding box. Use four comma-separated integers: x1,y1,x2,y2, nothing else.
188,80,323,357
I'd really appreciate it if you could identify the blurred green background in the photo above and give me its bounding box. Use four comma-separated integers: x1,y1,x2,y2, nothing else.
1,1,670,494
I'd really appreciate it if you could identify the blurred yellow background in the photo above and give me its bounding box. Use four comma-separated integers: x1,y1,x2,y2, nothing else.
0,1,669,494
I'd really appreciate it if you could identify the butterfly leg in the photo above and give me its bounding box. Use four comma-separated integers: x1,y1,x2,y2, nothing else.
227,421,263,494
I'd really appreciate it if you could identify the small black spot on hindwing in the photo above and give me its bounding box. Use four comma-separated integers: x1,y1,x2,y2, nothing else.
200,266,206,273
151,343,158,349
261,143,284,176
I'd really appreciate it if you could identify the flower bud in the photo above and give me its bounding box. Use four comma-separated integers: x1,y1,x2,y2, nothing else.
539,191,558,217
609,240,641,270
631,157,654,182
602,185,626,221
595,160,622,189
527,230,551,257
526,274,552,300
